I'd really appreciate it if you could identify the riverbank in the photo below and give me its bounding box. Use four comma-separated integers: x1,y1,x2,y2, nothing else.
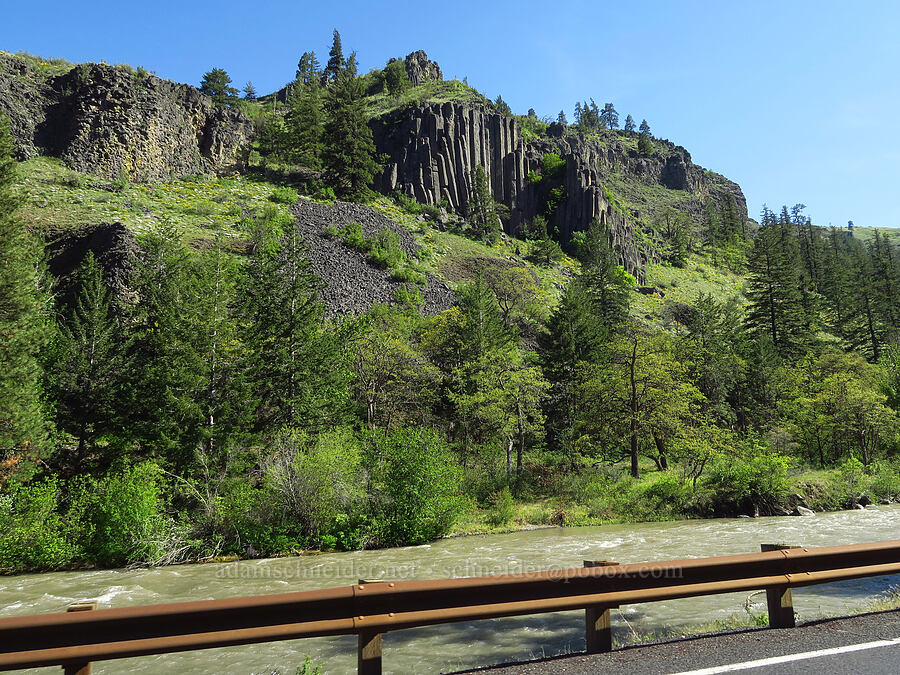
3,507,900,675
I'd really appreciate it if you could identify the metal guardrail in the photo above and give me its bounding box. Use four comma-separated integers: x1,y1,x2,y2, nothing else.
2,539,900,674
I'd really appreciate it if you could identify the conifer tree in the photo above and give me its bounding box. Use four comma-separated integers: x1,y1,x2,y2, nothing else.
557,110,568,125
540,278,609,462
744,206,811,359
493,95,512,115
0,116,49,478
296,51,321,85
600,103,619,129
54,252,127,473
242,81,256,100
285,78,324,168
466,165,504,244
199,68,238,106
324,29,345,83
322,54,379,199
624,114,636,132
127,223,205,468
578,218,632,328
240,209,351,432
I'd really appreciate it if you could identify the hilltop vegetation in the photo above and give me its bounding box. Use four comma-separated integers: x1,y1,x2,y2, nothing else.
1,36,899,573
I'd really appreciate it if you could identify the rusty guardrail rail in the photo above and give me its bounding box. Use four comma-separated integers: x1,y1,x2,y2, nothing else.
2,539,900,674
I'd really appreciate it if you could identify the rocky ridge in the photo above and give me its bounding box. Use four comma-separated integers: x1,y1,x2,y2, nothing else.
0,53,251,181
370,96,749,282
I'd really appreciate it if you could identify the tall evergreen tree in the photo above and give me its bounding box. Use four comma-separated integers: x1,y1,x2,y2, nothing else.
466,165,504,244
577,218,632,328
624,114,636,132
242,81,256,100
540,278,609,462
240,209,351,432
744,206,811,359
127,223,205,468
324,29,345,83
199,68,238,106
285,78,324,168
296,51,322,85
321,54,379,199
556,110,568,126
54,253,127,474
0,116,50,479
600,102,619,129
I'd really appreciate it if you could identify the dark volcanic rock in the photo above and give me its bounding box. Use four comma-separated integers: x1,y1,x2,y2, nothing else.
0,55,252,180
46,221,139,309
290,199,455,316
370,101,749,284
404,50,443,86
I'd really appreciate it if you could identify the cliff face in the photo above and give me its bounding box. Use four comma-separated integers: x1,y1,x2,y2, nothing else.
371,102,748,282
0,54,252,180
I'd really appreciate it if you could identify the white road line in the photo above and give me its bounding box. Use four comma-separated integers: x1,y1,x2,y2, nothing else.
669,636,900,674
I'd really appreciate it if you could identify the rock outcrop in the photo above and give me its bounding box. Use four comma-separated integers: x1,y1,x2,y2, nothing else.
370,101,748,282
0,53,252,180
403,51,443,86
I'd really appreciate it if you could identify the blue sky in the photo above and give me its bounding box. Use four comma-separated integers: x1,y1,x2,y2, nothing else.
4,1,899,227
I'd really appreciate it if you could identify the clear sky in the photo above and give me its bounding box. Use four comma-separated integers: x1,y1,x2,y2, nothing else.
4,0,898,227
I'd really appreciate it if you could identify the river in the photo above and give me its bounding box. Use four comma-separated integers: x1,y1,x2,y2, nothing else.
3,506,899,674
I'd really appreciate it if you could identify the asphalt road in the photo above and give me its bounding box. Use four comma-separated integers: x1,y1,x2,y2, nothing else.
454,609,900,675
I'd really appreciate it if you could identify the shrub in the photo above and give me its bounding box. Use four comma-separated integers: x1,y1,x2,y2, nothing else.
368,427,464,546
262,427,367,543
541,152,566,179
368,227,406,269
701,448,793,516
270,186,299,205
486,487,516,526
69,462,169,567
0,478,76,571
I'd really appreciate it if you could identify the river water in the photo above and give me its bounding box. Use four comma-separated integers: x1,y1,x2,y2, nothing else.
3,506,899,674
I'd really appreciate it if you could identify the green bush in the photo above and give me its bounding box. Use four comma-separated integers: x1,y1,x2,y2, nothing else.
368,427,464,546
701,448,793,515
69,462,169,567
486,486,515,526
542,152,566,179
270,186,299,205
340,222,368,250
369,227,406,269
0,478,76,571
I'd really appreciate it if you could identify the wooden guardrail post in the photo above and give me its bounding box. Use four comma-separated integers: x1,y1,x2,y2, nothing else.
63,602,97,675
583,560,618,653
761,544,800,628
357,580,384,675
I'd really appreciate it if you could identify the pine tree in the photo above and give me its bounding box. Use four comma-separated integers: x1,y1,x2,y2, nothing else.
493,95,512,115
187,242,250,460
466,165,505,244
199,68,238,106
296,51,321,85
624,114,636,132
0,116,50,478
382,59,410,97
54,252,127,473
242,81,256,100
321,54,379,199
240,209,351,431
578,218,632,328
744,206,811,359
556,110,568,126
637,119,654,155
540,278,609,461
600,103,619,129
574,102,583,125
845,239,887,361
285,78,324,168
324,29,345,83
127,223,205,468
